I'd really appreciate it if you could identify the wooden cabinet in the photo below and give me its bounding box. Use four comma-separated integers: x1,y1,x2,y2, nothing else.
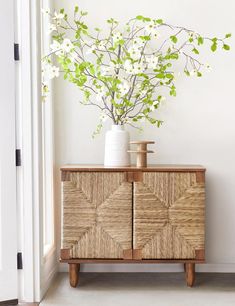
60,165,205,287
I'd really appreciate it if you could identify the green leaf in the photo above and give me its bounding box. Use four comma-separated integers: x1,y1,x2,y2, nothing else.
136,15,144,20
223,44,230,50
89,65,95,75
155,19,163,24
192,47,199,54
84,90,91,101
94,27,101,32
170,35,178,43
166,73,174,79
197,71,202,77
197,36,204,45
188,37,194,43
74,6,79,13
81,11,88,16
155,73,165,79
106,18,118,24
60,8,65,14
211,43,217,52
212,37,218,43
140,35,151,41
170,85,176,96
225,33,232,38
170,53,179,60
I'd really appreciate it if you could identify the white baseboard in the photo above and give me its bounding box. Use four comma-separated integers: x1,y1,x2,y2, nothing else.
59,263,235,273
40,248,59,299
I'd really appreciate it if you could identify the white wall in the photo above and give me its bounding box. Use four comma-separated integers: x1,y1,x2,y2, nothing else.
53,0,235,272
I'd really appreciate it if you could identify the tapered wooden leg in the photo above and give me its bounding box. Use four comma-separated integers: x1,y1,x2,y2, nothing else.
185,263,195,287
69,263,80,287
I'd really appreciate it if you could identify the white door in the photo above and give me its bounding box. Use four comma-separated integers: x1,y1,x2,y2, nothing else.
0,0,18,303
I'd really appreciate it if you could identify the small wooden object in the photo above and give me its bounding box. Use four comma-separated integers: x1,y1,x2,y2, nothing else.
185,263,195,287
69,263,80,288
128,141,155,167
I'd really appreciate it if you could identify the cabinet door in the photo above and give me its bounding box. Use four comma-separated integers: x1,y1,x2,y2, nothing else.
62,172,132,259
133,172,205,259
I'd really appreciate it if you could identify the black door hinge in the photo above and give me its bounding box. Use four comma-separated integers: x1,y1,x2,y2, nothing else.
15,149,21,166
14,43,20,61
17,252,23,270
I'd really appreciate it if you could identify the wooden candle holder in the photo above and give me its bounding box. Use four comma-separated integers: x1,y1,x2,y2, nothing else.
128,141,155,167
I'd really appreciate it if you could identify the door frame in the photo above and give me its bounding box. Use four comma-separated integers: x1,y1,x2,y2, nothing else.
0,0,18,303
17,0,57,302
17,0,42,302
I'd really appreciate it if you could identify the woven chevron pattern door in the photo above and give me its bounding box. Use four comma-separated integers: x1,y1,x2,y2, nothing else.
62,172,132,259
133,172,205,259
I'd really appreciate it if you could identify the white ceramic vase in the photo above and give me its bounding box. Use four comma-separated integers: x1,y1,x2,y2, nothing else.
104,125,130,167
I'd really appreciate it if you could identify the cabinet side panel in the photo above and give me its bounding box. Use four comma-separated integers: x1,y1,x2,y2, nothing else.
61,172,132,259
133,172,205,259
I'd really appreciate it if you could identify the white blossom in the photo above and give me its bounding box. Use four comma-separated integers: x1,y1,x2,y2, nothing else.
97,41,106,50
113,32,123,43
42,63,59,80
124,60,134,74
146,55,159,69
133,61,145,74
68,51,79,62
47,24,57,34
86,44,97,54
205,63,212,72
118,81,130,96
53,11,65,20
110,62,120,70
132,37,145,47
190,69,197,76
152,31,160,39
99,112,109,122
150,100,160,112
124,60,145,75
61,38,74,53
52,11,64,26
50,40,60,51
96,87,106,101
50,40,64,56
100,66,110,76
50,66,59,78
41,8,50,14
145,21,159,36
139,89,147,97
128,46,141,60
139,115,146,123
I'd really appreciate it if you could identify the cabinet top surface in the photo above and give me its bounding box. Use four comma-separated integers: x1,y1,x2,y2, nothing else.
60,164,206,172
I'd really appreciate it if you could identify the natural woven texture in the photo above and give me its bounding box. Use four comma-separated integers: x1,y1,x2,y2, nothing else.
134,172,205,259
62,172,132,259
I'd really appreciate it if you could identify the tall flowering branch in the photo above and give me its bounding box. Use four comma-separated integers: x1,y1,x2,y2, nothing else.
42,6,231,135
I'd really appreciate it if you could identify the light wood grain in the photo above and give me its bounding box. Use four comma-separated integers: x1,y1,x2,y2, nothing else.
185,263,195,287
69,263,80,287
61,258,204,263
61,164,206,172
